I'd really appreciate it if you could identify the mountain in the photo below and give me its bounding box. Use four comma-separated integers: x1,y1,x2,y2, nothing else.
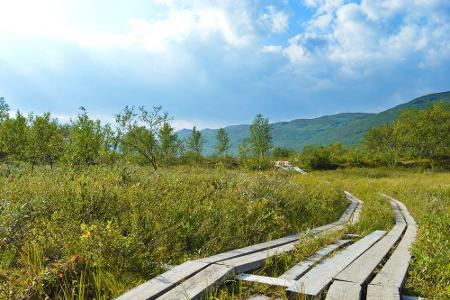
177,91,450,155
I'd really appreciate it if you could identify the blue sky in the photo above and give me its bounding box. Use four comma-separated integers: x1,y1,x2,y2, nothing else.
0,0,449,129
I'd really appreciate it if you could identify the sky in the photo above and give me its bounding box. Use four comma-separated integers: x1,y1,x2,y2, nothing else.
0,0,449,129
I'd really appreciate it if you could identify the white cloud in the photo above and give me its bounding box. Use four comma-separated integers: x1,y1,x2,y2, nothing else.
303,0,344,14
0,0,252,53
259,6,289,34
290,0,450,76
261,45,282,53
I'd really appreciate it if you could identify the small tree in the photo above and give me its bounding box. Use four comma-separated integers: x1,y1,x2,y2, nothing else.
0,111,28,162
187,126,203,162
0,97,9,123
159,122,179,165
100,123,119,164
116,105,169,170
65,107,103,166
26,113,64,169
214,128,231,157
249,113,272,159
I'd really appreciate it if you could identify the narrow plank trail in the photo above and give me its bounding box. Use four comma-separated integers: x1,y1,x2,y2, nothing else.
116,166,417,300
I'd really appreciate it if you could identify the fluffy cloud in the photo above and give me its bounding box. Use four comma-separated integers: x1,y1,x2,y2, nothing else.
0,0,253,53
259,6,289,34
261,45,283,53
284,0,450,76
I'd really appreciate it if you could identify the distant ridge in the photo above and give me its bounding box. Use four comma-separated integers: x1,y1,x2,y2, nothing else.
177,91,450,155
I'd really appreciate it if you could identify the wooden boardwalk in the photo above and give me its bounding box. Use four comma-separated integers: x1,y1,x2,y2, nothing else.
116,191,361,300
116,193,417,300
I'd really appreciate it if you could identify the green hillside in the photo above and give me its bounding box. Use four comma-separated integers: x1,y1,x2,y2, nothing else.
178,91,450,155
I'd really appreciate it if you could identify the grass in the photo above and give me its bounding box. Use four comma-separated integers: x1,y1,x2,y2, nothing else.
212,168,449,299
311,168,450,299
0,164,346,299
0,165,448,299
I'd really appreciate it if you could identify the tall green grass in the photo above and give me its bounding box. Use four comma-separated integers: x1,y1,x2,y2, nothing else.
0,165,346,299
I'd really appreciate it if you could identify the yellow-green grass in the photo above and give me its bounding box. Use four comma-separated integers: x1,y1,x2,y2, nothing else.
311,168,449,299
0,166,448,299
0,165,346,299
214,168,449,299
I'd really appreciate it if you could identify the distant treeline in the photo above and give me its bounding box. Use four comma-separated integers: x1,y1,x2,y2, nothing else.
289,102,449,170
0,97,448,171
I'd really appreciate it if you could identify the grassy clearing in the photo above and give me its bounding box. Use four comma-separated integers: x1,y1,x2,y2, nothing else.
0,166,448,299
214,168,449,299
0,165,346,299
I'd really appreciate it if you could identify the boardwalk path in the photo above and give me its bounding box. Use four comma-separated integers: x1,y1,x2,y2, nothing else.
117,191,416,300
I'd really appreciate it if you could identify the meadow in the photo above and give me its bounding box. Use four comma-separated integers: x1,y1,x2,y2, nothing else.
0,165,346,299
0,165,448,299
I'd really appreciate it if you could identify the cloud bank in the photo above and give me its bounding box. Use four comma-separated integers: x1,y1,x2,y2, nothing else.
0,0,449,127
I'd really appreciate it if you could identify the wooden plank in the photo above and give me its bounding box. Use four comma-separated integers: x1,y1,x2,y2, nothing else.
344,191,364,225
369,197,417,290
389,201,406,225
366,284,400,300
286,230,386,296
235,274,295,287
369,224,417,289
198,234,298,264
247,295,271,300
325,280,361,300
279,240,351,280
332,226,405,284
116,260,209,300
381,194,415,225
157,264,233,300
219,241,298,273
293,167,308,174
331,200,407,285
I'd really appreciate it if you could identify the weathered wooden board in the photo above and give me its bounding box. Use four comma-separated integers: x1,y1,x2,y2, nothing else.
369,224,417,288
366,284,400,300
247,295,271,300
157,264,233,300
235,274,295,287
287,230,386,296
116,260,209,300
219,241,298,273
333,227,404,284
332,201,406,285
325,280,361,300
344,191,364,225
381,194,415,225
369,196,417,290
279,240,351,280
198,234,298,264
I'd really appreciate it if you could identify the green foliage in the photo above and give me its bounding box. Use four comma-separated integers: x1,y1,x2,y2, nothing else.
214,128,231,157
158,122,179,165
0,97,9,123
363,103,450,165
116,106,170,170
298,144,338,170
0,111,28,162
64,107,103,166
26,113,65,168
271,147,295,159
186,126,203,162
249,114,272,159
